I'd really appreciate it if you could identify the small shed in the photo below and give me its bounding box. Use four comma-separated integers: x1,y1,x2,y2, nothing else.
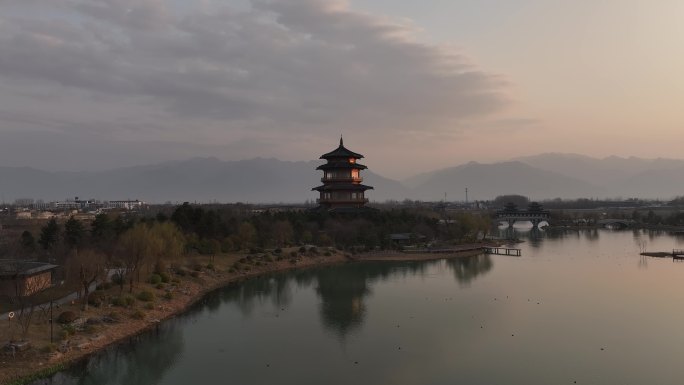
0,260,58,297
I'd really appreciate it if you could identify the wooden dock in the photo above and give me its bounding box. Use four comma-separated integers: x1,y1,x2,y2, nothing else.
484,247,522,256
673,249,684,261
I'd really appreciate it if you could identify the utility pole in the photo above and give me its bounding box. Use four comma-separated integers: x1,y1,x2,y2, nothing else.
465,188,469,205
50,300,54,343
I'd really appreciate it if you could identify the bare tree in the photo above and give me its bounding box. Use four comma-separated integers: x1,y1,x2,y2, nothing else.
111,267,127,294
150,222,184,272
208,239,220,263
237,222,257,250
272,220,293,247
12,269,53,341
75,250,106,311
118,224,156,293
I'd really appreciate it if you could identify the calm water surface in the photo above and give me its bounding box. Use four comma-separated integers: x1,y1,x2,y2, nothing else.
34,229,684,385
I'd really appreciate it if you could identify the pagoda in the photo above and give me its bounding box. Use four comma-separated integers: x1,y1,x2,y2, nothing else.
312,137,373,210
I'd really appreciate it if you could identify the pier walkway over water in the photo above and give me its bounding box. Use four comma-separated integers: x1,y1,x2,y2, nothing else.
483,247,522,256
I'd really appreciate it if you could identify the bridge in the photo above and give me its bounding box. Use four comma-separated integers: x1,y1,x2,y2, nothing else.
596,219,636,229
496,202,550,228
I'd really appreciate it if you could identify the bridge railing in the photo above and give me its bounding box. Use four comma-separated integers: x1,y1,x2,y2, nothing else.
495,213,550,218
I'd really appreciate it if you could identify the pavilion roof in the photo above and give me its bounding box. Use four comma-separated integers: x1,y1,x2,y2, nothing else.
502,202,519,212
312,183,374,192
326,207,377,213
527,202,545,212
320,137,364,160
316,162,367,171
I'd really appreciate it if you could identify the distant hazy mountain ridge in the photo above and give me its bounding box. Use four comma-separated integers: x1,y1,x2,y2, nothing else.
0,157,409,204
512,153,684,199
407,161,604,201
0,154,682,203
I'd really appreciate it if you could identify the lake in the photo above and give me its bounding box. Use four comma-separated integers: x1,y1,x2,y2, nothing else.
32,228,684,385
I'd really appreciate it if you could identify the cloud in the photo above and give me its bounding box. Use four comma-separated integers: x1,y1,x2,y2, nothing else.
0,0,510,170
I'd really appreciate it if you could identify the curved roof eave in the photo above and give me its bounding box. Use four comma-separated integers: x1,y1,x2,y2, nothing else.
316,162,368,170
312,184,374,191
319,137,364,159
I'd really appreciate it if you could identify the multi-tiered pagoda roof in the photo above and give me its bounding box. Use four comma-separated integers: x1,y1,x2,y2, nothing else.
312,137,373,210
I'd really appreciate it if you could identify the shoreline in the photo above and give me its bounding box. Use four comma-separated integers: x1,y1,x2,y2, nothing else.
1,247,486,385
641,251,681,258
547,224,684,232
370,250,486,260
353,247,487,262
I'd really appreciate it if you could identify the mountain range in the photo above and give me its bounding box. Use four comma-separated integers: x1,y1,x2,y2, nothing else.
1,153,683,203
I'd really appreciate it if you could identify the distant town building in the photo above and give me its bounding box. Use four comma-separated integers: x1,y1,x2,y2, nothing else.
15,211,32,220
12,197,146,213
34,211,57,220
72,212,97,221
14,198,35,207
107,200,145,210
312,137,373,210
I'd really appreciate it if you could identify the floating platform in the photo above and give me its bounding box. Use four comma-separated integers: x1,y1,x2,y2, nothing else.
673,249,684,261
483,247,522,256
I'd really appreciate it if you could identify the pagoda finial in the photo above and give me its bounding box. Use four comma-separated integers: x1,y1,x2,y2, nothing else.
340,135,344,147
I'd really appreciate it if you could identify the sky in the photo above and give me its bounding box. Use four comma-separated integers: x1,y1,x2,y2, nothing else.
1,0,683,179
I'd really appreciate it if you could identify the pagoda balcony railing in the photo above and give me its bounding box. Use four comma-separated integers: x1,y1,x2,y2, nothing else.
317,197,369,204
321,177,363,183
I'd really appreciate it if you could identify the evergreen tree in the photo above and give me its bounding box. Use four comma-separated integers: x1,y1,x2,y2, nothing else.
64,217,86,249
20,230,36,252
113,215,133,236
38,218,60,250
91,213,115,245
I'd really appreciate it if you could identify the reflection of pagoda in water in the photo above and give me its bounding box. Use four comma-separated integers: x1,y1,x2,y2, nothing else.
315,268,370,338
223,259,496,341
312,137,373,211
